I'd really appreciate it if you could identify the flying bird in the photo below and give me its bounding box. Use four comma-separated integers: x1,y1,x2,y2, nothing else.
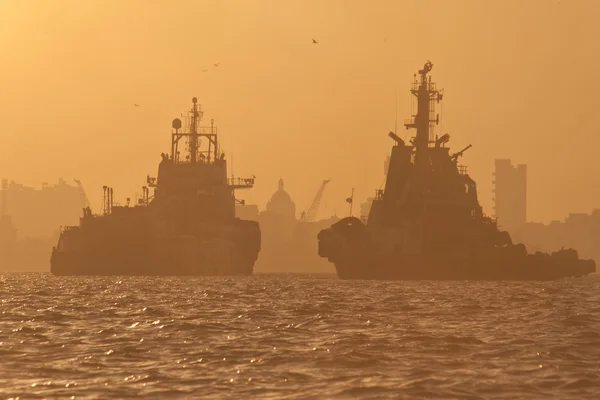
213,63,220,67
202,69,208,72
312,38,318,44
134,104,140,107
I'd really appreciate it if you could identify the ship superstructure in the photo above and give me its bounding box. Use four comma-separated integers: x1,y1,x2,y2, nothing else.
317,62,595,280
51,98,260,276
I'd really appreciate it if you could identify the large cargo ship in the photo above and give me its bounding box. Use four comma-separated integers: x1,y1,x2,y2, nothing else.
51,98,260,276
317,62,595,280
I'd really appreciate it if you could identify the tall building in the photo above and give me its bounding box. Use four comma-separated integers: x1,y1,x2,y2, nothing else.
493,159,527,234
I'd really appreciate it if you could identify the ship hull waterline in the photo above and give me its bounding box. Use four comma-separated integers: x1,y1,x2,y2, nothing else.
50,249,257,276
318,222,596,281
329,259,595,281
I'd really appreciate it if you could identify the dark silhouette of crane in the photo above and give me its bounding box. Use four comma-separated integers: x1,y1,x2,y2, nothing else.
73,179,90,209
300,180,330,222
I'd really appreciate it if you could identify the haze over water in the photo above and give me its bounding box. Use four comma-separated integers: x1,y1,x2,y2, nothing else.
1,273,600,399
2,1,600,399
1,0,600,223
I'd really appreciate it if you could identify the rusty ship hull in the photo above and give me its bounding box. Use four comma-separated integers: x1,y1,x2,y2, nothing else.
317,62,595,281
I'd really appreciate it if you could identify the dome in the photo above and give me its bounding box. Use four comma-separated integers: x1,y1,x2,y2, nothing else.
266,178,296,219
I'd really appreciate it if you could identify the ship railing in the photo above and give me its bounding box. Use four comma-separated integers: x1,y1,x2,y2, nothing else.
410,81,437,92
174,157,222,165
59,225,78,234
197,126,218,135
228,176,255,189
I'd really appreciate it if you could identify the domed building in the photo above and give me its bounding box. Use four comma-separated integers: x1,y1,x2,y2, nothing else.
265,178,296,220
234,177,337,273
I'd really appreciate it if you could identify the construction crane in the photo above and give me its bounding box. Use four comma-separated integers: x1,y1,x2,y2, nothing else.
300,179,330,222
73,179,91,209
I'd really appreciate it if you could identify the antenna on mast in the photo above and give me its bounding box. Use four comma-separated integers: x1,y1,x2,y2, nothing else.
394,89,398,134
229,128,234,180
346,188,355,217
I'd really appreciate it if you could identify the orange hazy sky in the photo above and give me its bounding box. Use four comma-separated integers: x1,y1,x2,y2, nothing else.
1,0,599,223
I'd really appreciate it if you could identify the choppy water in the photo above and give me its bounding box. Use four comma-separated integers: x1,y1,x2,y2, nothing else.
1,273,600,399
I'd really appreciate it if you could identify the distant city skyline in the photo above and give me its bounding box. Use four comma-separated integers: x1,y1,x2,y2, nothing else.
1,0,599,224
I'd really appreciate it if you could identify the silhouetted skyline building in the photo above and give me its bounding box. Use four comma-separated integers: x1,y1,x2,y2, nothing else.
1,178,84,239
0,179,17,251
1,178,62,271
515,209,600,265
265,178,296,220
493,159,527,235
235,178,337,273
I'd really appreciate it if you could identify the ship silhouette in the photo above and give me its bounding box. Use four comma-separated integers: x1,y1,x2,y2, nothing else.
317,62,595,280
51,98,260,276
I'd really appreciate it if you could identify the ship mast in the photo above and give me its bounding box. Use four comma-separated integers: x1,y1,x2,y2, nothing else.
170,97,218,165
404,61,443,170
189,97,201,164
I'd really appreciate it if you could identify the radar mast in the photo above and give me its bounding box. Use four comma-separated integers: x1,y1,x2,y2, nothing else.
170,97,218,164
404,61,443,169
